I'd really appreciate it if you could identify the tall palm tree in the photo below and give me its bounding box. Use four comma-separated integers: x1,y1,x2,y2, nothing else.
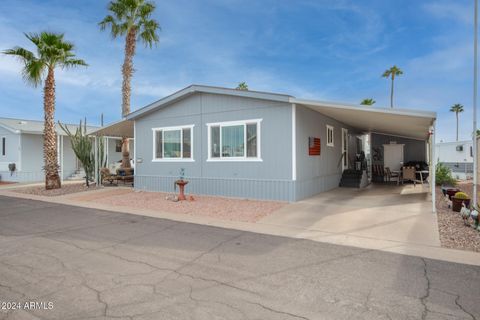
3,32,87,189
382,65,403,108
99,0,160,168
360,98,375,106
450,103,464,141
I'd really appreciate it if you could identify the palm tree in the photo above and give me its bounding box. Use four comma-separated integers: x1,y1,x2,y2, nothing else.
360,98,375,106
382,65,403,108
3,32,87,189
450,103,464,141
99,0,160,168
236,82,248,90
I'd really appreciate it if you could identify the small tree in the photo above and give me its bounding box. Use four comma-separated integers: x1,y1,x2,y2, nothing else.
435,162,456,186
360,98,375,106
236,82,248,90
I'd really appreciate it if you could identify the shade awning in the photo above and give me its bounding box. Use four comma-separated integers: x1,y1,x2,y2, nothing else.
90,119,134,138
292,98,436,140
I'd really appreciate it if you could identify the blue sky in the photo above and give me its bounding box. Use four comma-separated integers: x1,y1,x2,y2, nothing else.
0,0,475,142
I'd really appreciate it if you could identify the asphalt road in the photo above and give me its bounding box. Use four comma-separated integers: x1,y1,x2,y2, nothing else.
0,195,479,320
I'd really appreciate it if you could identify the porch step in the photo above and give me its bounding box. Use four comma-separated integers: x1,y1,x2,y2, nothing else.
66,169,85,181
339,169,363,188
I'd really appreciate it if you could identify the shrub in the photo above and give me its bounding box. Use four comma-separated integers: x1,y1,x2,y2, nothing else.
454,192,470,199
435,162,457,186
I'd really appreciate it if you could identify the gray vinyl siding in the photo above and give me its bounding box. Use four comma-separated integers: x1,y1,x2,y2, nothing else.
20,133,43,173
0,127,20,182
134,92,294,201
0,126,20,170
294,105,358,200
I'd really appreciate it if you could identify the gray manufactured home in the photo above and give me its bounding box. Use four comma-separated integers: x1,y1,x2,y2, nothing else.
97,85,437,202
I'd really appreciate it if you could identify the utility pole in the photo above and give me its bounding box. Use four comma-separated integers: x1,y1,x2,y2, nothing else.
473,0,478,207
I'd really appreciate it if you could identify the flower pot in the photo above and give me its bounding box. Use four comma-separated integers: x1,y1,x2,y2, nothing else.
446,188,461,200
452,197,470,212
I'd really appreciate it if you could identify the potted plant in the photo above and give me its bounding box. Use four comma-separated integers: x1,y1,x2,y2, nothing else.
445,187,461,200
452,192,471,212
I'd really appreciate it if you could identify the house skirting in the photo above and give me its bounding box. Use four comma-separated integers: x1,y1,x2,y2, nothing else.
0,171,44,183
294,173,342,200
0,169,77,183
134,174,342,202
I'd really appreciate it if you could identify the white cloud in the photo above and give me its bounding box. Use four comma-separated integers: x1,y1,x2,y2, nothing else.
424,1,473,25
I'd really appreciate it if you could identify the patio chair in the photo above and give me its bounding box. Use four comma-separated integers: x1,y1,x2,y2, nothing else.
100,167,117,185
401,166,418,187
116,168,134,185
384,167,400,184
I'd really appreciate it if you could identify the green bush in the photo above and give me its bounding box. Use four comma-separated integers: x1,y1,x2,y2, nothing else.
435,162,457,186
454,191,470,199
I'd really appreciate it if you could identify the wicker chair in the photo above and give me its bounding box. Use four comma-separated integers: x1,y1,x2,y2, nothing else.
100,167,117,185
116,168,134,185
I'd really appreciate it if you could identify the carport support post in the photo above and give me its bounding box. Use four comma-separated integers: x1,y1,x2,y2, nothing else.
94,136,98,186
431,121,436,213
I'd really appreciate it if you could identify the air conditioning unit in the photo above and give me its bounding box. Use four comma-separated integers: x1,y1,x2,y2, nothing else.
456,145,463,151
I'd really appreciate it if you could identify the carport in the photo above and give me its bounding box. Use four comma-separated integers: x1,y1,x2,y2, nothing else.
291,98,437,212
90,119,135,182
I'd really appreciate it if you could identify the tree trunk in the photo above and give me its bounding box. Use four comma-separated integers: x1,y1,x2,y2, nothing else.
120,28,136,168
43,67,61,189
456,113,459,141
390,74,395,108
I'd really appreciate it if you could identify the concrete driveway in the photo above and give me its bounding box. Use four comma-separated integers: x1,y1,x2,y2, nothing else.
260,184,440,247
0,195,479,320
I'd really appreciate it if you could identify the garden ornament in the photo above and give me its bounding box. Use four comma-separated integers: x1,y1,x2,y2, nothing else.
460,203,471,226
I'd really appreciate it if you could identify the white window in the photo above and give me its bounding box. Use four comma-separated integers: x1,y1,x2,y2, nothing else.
326,125,334,147
207,119,262,161
152,125,194,161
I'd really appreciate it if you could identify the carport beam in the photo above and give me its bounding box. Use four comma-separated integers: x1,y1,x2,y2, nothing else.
431,121,436,213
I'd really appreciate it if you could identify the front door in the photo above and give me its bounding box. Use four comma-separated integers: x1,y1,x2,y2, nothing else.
342,128,348,171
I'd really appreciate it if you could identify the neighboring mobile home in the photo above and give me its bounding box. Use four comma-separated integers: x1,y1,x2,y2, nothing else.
435,140,473,180
95,85,437,202
0,117,132,183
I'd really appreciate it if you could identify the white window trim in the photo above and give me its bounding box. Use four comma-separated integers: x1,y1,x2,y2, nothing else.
326,125,334,147
151,125,195,162
206,119,262,162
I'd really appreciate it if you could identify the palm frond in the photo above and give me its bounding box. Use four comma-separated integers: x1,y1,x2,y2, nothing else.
61,58,88,69
22,59,46,87
2,47,36,62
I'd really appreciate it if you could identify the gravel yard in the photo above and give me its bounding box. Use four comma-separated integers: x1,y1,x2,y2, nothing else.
71,189,285,223
13,182,100,197
436,182,480,252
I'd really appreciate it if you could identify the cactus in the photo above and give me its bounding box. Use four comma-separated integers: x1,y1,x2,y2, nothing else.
454,192,470,200
59,120,106,187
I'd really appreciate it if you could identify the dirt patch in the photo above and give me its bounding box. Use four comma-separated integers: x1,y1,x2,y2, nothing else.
72,189,285,223
13,183,101,197
436,182,480,252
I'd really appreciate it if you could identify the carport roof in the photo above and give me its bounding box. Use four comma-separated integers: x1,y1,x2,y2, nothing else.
90,119,133,138
292,98,436,140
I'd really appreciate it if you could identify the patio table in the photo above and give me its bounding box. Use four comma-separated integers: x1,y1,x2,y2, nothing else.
417,170,429,184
